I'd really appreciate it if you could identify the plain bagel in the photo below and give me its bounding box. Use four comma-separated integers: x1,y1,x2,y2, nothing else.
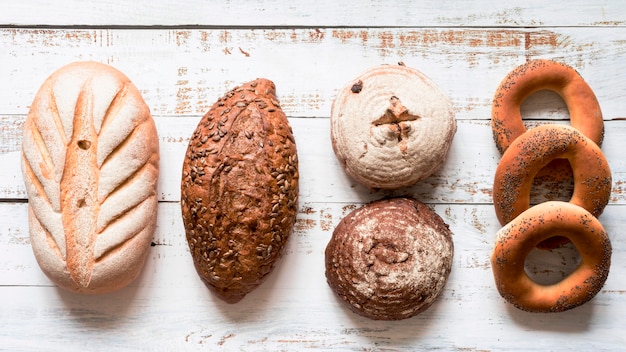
493,124,611,228
491,201,611,313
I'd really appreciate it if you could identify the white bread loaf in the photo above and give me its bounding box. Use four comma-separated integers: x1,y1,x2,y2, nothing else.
21,61,159,294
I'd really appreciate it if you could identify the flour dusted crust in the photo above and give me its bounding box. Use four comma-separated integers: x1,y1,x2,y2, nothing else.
325,197,454,320
181,78,299,303
21,61,159,294
330,64,456,189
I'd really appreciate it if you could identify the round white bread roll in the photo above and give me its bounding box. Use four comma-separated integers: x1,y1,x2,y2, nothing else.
21,61,159,294
330,64,456,189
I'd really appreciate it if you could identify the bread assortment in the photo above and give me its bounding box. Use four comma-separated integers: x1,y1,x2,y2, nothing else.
325,197,453,320
330,64,456,189
490,60,612,312
325,64,456,319
21,61,159,294
17,56,614,319
180,78,299,303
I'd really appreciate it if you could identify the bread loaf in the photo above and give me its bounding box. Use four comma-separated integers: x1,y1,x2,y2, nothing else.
181,78,299,303
21,61,159,294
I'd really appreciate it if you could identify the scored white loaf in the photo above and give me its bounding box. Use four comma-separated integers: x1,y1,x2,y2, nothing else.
21,61,159,294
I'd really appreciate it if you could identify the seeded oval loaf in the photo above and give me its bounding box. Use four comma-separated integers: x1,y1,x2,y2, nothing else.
181,78,299,303
325,197,454,320
21,61,159,294
330,64,457,189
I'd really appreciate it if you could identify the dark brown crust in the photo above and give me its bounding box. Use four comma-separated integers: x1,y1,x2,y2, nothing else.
493,124,611,235
180,78,299,303
491,59,603,182
491,201,611,313
325,197,454,320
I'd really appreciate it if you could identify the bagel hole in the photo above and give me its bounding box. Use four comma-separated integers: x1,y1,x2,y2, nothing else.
529,163,575,205
524,240,581,285
521,90,575,204
520,90,569,121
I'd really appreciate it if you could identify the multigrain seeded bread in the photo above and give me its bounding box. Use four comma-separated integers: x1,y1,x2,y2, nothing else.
181,78,299,303
21,61,159,294
330,64,456,190
325,197,454,320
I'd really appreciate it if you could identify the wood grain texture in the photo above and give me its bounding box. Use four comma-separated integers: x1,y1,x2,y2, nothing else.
2,0,626,27
2,28,626,119
2,202,626,350
2,2,626,350
2,117,626,205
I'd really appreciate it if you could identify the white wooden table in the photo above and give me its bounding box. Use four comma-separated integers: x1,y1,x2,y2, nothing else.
2,1,626,350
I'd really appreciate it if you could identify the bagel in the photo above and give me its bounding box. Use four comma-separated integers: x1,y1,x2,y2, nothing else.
491,201,611,313
492,59,603,154
491,59,603,181
493,124,611,228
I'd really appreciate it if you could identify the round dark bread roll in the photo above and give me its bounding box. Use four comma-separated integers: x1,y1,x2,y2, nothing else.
325,197,454,320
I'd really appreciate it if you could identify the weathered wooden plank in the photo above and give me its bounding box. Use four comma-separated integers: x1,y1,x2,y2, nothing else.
3,6,626,351
0,116,626,204
2,28,626,119
0,281,623,350
4,201,625,288
2,0,625,27
1,201,625,350
2,117,625,204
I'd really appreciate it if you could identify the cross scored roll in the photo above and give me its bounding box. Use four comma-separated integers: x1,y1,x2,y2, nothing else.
330,64,457,190
21,61,159,294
